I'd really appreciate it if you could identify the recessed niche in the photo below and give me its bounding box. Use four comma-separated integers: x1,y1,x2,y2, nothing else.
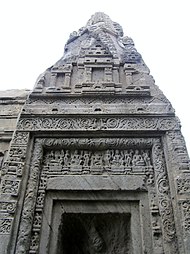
92,68,104,82
57,213,131,254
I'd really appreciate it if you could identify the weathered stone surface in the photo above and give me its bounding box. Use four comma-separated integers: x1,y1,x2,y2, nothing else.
0,12,190,254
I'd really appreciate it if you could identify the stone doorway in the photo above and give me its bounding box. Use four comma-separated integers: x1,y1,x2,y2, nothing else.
39,189,151,254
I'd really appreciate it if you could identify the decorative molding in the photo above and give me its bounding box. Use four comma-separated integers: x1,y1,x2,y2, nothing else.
27,96,172,106
42,137,156,149
17,117,180,131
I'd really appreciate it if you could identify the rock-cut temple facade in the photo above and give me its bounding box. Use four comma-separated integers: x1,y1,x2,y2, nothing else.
0,12,190,254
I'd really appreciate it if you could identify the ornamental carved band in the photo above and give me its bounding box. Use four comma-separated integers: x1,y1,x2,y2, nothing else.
17,117,180,131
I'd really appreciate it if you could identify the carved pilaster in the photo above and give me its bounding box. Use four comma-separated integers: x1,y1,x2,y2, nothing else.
64,72,71,87
85,67,92,82
104,67,113,82
152,141,179,253
0,131,30,253
15,140,43,254
124,63,134,86
164,131,190,253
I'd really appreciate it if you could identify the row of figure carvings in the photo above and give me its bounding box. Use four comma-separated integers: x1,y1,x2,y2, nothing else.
43,148,152,170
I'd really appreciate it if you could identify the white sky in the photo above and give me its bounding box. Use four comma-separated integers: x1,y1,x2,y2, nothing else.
0,0,189,153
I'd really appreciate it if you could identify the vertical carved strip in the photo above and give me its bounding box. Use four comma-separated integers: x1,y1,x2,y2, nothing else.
64,73,71,87
180,200,190,235
166,130,190,253
0,131,30,236
152,141,179,253
146,170,164,253
15,140,43,254
0,131,30,254
85,67,92,82
166,131,190,172
104,67,113,82
50,73,57,87
29,170,48,254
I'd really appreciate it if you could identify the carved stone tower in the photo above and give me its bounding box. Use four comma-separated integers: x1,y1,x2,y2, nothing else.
0,13,190,254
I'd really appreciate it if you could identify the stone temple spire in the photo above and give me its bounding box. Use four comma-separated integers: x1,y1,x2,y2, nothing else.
60,11,142,64
34,12,152,96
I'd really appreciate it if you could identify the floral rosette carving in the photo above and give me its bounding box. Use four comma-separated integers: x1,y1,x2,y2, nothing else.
58,118,72,129
142,118,157,129
41,118,53,129
106,118,119,128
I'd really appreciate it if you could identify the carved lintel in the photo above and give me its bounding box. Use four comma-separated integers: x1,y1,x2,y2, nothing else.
52,64,72,73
